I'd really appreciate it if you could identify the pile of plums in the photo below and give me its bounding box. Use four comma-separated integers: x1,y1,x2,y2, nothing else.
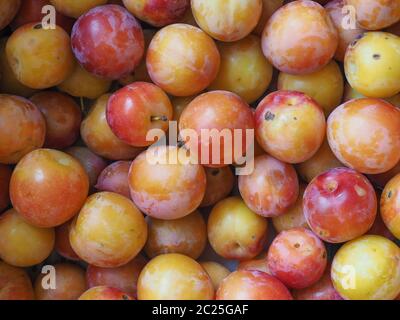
1,0,400,301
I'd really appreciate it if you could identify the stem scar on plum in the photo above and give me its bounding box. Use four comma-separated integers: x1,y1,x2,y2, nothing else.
211,169,220,176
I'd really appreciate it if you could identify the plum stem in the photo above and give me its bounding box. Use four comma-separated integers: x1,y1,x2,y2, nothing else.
151,115,168,122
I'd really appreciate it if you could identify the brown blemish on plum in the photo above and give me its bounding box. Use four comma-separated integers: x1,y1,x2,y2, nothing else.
265,111,275,121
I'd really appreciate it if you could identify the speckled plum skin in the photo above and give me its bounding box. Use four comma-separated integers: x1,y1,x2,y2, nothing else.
10,149,90,228
216,270,293,300
179,91,255,168
293,265,343,300
65,146,108,187
123,0,190,27
145,210,207,259
128,146,206,220
106,82,173,147
0,94,45,164
238,154,299,218
71,4,144,80
381,174,400,240
95,161,132,199
80,95,143,161
137,253,214,300
325,0,365,61
267,228,327,289
31,91,82,149
70,192,147,268
146,24,220,97
303,167,377,243
191,0,262,42
327,98,400,174
255,90,326,164
79,286,133,300
86,255,147,298
262,0,338,74
55,220,80,261
346,0,400,30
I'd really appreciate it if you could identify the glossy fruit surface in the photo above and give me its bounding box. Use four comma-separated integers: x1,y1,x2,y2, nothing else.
239,154,299,217
0,94,45,164
71,4,144,80
325,0,365,61
147,24,220,96
0,209,54,267
296,139,343,183
95,161,132,199
106,82,173,147
145,210,206,259
262,0,338,74
381,174,400,239
10,149,89,228
30,91,81,149
327,98,400,174
208,197,268,260
123,0,190,27
86,255,147,298
345,32,400,98
129,146,206,220
179,91,255,167
50,0,108,18
137,253,214,300
58,61,111,99
55,220,80,261
272,184,308,233
293,266,343,300
267,228,327,289
255,90,326,164
331,235,400,300
6,23,74,89
65,147,107,188
0,38,37,97
200,261,230,291
346,0,400,30
79,286,133,300
209,35,273,104
191,0,262,42
253,0,283,36
277,61,343,116
70,192,147,268
304,167,377,243
81,94,143,160
216,270,293,300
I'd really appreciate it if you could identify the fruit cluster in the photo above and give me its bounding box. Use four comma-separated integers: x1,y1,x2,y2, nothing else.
1,0,400,301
